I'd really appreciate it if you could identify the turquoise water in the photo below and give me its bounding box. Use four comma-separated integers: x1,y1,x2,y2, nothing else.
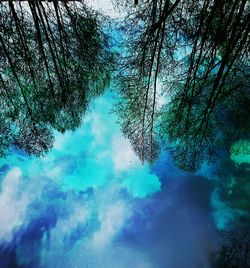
0,92,249,267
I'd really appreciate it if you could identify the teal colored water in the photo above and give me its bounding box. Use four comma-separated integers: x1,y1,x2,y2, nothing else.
0,92,160,197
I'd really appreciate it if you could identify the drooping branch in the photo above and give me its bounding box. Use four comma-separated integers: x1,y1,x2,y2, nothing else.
115,0,250,170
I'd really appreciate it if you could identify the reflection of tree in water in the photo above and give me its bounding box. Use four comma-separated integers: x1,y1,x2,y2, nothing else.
113,3,250,263
213,232,250,268
0,1,112,156
115,0,250,171
217,159,250,220
211,150,250,267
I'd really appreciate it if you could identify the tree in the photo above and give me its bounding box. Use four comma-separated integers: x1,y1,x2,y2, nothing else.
213,232,250,268
0,1,113,156
115,0,250,171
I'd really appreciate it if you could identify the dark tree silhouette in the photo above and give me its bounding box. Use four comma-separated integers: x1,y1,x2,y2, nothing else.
0,1,113,156
213,232,250,268
115,0,250,171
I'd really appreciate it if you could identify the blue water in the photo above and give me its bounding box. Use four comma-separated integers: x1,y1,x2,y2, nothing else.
0,92,246,268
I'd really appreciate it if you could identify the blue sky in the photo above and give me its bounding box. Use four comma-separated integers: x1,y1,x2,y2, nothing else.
0,92,225,268
0,93,162,267
1,91,247,268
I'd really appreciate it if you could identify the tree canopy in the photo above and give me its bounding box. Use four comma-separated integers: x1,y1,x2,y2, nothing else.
0,0,249,171
213,232,250,268
0,1,113,156
115,0,250,171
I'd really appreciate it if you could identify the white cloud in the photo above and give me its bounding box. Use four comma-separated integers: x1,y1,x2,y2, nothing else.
112,135,139,172
86,0,125,18
0,168,29,242
91,113,108,146
92,200,129,247
48,202,90,247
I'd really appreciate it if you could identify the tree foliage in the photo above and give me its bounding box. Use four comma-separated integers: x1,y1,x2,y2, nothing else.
213,232,250,268
115,0,250,171
0,1,113,156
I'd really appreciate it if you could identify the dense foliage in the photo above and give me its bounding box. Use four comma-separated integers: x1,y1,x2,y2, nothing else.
0,1,112,156
0,0,249,171
213,232,250,268
115,0,250,171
